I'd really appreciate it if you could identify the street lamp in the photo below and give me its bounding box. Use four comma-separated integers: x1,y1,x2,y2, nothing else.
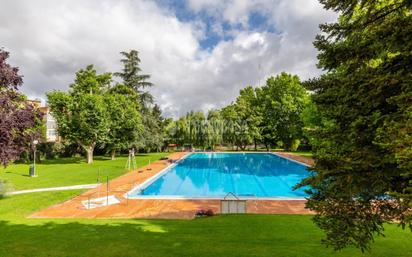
30,139,39,177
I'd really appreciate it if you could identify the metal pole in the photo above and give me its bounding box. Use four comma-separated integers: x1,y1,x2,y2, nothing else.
33,145,36,176
106,176,109,206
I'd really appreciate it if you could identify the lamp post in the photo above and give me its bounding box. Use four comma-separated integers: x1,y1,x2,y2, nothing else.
31,139,39,177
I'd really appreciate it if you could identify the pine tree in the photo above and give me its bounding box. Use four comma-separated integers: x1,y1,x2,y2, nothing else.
298,0,412,251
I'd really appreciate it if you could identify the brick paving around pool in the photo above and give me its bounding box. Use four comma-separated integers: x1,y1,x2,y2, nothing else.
30,152,313,219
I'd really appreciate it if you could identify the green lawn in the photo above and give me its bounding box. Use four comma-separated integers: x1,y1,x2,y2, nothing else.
1,154,410,256
0,191,411,257
289,151,313,158
0,153,167,190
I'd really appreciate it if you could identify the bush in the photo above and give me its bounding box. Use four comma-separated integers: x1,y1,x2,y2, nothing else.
195,209,214,218
290,139,301,152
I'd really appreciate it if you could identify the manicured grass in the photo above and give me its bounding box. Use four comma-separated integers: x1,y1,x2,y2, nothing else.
0,153,167,190
289,151,313,158
0,191,411,257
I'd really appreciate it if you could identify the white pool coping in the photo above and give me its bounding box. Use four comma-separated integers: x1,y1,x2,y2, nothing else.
125,152,310,201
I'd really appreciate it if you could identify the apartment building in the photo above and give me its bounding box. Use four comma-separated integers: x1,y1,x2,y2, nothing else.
27,99,60,142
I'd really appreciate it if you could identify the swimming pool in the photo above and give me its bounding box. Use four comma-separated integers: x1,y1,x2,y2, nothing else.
127,152,310,199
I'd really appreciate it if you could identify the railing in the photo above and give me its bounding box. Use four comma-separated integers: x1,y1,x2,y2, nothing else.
79,176,144,210
223,192,239,200
221,192,247,214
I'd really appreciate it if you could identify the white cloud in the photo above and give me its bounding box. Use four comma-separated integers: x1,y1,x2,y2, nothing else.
0,0,337,118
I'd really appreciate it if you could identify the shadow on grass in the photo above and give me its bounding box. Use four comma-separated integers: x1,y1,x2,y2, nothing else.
0,220,171,257
0,215,410,257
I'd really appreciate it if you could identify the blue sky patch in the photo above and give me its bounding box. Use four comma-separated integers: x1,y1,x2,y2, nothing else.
156,0,276,49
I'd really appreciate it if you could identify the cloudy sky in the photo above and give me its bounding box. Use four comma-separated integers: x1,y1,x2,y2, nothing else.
0,0,337,117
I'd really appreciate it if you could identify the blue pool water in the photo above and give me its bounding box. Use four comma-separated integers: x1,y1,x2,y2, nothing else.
128,153,309,198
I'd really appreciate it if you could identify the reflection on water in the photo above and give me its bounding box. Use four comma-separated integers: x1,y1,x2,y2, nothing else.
138,153,309,198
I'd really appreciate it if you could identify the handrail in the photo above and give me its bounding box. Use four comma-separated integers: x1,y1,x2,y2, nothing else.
223,192,239,200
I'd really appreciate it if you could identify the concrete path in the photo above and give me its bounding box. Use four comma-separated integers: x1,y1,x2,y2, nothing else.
6,184,100,196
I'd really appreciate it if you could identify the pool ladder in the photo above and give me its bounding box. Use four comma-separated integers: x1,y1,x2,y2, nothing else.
221,192,247,214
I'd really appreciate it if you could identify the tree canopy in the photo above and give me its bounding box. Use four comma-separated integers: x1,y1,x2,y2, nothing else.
0,49,42,167
115,50,166,152
258,73,309,151
48,65,143,164
297,0,412,251
47,65,112,164
166,72,308,151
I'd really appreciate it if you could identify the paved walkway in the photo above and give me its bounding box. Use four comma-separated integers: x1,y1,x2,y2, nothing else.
6,184,100,196
30,152,313,219
274,152,314,166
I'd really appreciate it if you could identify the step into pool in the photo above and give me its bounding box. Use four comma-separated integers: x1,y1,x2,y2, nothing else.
127,152,310,199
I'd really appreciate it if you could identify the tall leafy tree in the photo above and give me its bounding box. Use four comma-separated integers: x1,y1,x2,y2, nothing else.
0,49,42,167
206,109,223,150
138,104,165,152
258,73,308,150
47,65,111,164
105,85,143,159
232,86,262,150
298,0,412,251
115,50,166,152
114,50,153,108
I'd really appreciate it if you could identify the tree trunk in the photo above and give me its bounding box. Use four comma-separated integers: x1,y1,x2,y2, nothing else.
86,146,94,164
254,139,257,151
111,149,116,160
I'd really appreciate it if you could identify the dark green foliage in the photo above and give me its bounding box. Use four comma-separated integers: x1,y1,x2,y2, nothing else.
115,50,153,108
105,86,142,158
138,104,166,152
297,0,412,251
115,50,166,152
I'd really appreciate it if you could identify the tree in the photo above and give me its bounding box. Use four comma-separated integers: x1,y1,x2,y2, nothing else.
138,104,165,152
114,50,153,108
47,65,111,164
205,109,223,150
297,0,412,251
115,50,166,152
0,49,43,167
105,86,143,159
221,104,239,149
232,86,262,150
258,73,308,151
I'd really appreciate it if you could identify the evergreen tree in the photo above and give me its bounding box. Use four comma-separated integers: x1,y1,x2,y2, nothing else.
298,0,412,251
114,50,153,108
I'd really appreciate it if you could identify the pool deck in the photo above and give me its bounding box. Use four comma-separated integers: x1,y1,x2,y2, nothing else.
30,152,313,219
